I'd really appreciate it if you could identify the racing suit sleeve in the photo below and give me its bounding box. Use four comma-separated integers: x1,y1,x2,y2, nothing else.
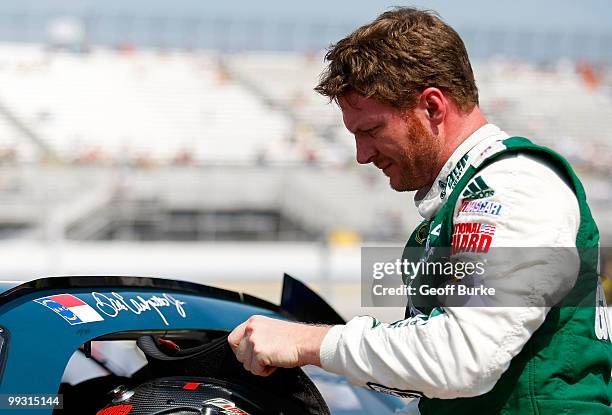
318,153,581,399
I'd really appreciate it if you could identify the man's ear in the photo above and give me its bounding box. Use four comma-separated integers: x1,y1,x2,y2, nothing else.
419,87,446,128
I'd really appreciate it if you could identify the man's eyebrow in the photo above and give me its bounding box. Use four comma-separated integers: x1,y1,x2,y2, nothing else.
355,118,384,133
338,95,361,110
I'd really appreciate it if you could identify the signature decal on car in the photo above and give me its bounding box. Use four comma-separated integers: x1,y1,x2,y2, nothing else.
91,292,187,326
34,294,105,325
204,398,250,415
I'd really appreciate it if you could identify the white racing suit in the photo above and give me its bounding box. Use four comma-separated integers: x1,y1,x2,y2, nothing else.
319,124,585,401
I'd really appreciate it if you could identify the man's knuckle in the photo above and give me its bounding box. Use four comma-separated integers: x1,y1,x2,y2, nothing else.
245,317,259,332
261,366,275,377
252,346,263,357
247,315,260,323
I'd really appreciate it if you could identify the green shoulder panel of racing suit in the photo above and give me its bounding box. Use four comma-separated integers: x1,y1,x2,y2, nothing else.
403,137,612,415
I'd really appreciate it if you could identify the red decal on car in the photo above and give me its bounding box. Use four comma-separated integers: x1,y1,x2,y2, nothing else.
96,404,132,415
183,382,200,390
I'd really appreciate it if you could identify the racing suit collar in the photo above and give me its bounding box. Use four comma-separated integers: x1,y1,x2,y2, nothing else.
414,124,508,220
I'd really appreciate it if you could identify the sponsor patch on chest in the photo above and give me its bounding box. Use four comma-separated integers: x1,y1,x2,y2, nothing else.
462,176,494,200
452,222,496,255
440,154,469,199
459,200,503,216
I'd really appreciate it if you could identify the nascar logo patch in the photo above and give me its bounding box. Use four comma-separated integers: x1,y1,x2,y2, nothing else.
459,200,502,216
34,294,105,325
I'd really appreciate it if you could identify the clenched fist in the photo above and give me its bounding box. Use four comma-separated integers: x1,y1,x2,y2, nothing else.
228,315,331,376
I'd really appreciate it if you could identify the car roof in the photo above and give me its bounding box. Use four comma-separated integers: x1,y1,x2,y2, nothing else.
0,280,21,295
0,275,285,393
0,275,279,311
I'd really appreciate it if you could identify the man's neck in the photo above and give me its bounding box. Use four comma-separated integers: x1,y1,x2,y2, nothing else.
436,106,488,173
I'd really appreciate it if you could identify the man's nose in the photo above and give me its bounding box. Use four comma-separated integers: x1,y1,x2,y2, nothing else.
355,137,376,164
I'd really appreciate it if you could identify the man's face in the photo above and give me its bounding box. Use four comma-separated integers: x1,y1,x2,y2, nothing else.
339,92,440,191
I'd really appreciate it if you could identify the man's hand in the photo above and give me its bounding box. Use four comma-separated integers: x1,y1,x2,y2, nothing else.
228,315,331,376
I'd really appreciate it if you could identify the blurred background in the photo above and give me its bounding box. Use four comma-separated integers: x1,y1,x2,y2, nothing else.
0,0,610,320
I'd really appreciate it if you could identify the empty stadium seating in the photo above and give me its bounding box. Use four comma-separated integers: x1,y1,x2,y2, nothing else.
0,44,610,172
0,44,293,164
0,44,610,247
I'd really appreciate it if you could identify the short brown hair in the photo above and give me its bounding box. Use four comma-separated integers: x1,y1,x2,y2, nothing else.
315,7,478,111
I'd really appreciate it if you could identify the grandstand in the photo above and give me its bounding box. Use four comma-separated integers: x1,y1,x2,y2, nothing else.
225,51,352,165
476,59,612,172
0,44,294,164
0,41,609,308
0,43,610,170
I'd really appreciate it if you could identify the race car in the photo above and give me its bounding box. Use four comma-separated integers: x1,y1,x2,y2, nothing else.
0,274,406,414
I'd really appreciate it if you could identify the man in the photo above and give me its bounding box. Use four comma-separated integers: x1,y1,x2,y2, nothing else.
228,8,612,414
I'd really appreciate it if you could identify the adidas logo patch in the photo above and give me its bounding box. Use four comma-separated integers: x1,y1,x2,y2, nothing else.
462,176,494,200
